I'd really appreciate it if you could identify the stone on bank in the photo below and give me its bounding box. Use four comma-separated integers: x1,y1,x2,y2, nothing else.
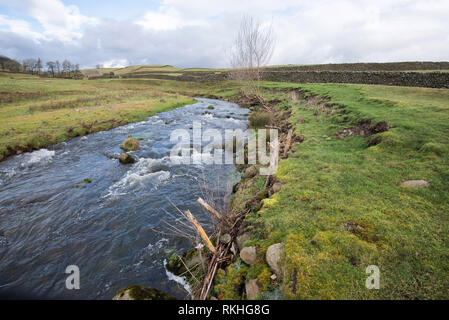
266,243,284,275
113,285,175,300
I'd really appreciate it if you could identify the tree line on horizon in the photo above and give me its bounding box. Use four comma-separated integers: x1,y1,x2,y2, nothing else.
0,55,83,79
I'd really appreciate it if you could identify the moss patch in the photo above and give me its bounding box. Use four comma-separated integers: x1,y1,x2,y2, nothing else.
120,137,140,151
113,285,176,300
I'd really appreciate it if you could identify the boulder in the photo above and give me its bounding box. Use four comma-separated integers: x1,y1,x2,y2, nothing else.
236,233,251,251
113,285,175,300
240,246,257,265
119,153,135,164
400,180,430,188
165,248,198,276
243,166,258,179
266,243,284,275
245,279,260,300
120,137,140,151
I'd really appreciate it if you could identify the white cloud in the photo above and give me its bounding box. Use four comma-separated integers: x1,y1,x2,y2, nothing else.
0,0,448,67
0,14,43,41
101,58,128,68
27,0,98,42
136,7,206,31
0,0,97,42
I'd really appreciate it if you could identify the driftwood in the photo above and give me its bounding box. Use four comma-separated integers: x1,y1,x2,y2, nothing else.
197,197,232,227
197,197,222,220
198,208,250,299
184,210,216,254
180,200,234,299
283,129,293,158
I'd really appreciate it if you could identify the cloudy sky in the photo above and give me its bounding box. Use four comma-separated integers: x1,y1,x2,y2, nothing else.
0,0,448,68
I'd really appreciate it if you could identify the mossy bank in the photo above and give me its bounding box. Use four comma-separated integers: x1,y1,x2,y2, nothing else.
211,83,449,300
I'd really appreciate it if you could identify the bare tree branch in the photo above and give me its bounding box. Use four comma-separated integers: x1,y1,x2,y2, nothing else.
228,15,276,108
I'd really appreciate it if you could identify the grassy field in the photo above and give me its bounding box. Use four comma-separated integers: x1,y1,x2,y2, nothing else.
82,65,184,76
220,82,449,299
0,73,199,160
1,72,447,299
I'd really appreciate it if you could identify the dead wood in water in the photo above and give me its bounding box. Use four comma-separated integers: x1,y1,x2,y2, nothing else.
184,210,216,254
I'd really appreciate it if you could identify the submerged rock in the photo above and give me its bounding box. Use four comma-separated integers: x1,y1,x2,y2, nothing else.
166,248,199,276
400,180,430,188
266,243,284,275
119,153,135,164
113,285,175,300
240,246,257,265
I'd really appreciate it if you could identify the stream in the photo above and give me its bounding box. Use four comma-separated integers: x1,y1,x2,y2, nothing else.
0,98,249,299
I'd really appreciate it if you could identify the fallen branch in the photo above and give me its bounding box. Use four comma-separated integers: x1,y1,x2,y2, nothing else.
197,197,222,220
197,197,232,227
184,210,216,254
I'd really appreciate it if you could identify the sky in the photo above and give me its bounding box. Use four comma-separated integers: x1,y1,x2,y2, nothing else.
0,0,448,69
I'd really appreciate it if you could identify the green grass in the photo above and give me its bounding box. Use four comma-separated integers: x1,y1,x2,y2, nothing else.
233,82,449,299
0,73,197,160
248,111,273,128
82,68,118,76
1,71,448,299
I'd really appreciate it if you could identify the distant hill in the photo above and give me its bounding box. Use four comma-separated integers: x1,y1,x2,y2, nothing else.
0,56,21,72
82,65,182,77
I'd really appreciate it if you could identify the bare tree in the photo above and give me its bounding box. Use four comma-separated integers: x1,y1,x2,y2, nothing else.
55,60,61,76
46,61,56,77
36,58,42,74
62,59,71,76
23,58,37,74
229,15,275,108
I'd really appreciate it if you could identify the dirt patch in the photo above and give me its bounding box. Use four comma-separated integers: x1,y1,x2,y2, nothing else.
335,119,389,144
304,95,329,109
232,92,262,107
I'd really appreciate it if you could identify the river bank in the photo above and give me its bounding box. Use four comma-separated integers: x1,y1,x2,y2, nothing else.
166,83,449,300
0,73,199,162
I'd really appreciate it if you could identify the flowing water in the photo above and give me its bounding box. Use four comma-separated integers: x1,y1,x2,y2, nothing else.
0,98,248,299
